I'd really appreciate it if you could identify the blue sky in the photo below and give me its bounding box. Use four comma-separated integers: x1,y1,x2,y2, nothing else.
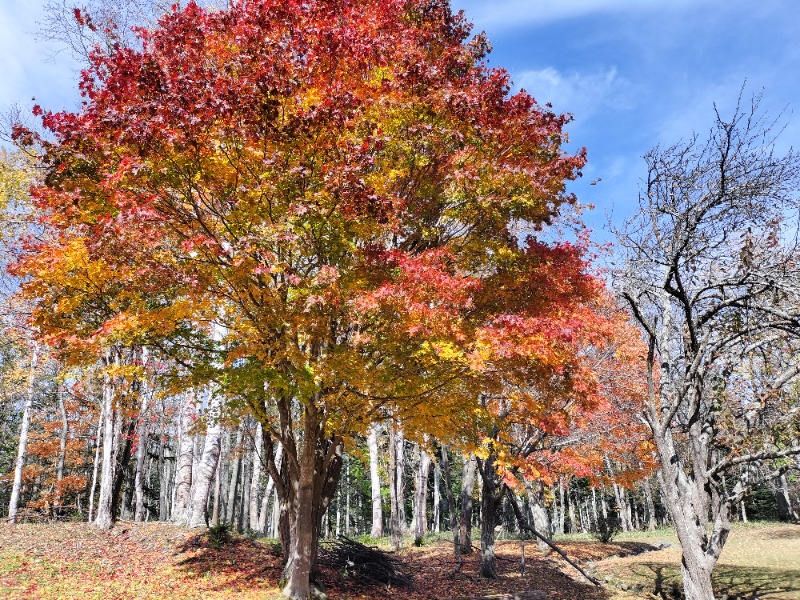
2,0,800,240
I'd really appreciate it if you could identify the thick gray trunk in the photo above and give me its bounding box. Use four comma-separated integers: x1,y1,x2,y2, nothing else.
7,342,38,524
525,479,551,551
459,454,477,553
367,424,383,537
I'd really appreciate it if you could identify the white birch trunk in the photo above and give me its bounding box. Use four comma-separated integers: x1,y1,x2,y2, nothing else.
7,342,38,523
94,349,118,530
367,424,382,537
248,422,263,530
133,348,150,521
172,391,198,524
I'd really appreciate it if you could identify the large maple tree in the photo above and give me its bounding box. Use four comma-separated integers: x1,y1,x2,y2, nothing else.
14,0,598,597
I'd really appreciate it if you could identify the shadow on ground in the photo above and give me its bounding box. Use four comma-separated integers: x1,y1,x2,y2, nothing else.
622,562,800,599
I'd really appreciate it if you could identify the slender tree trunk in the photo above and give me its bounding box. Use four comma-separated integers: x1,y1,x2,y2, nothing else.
54,383,68,517
258,443,282,533
88,402,104,523
459,454,477,554
188,390,224,528
211,457,222,527
172,391,197,524
248,422,263,531
7,342,38,524
388,424,402,550
133,350,150,521
440,446,460,563
367,424,383,538
642,478,657,531
226,425,244,524
396,428,406,532
414,445,431,545
95,349,118,530
557,477,565,534
433,459,441,534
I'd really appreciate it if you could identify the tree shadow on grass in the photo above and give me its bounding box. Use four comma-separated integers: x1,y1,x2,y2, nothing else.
173,532,283,592
621,562,800,599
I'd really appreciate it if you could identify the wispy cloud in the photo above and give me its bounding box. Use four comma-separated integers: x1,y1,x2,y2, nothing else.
514,67,635,125
454,0,702,29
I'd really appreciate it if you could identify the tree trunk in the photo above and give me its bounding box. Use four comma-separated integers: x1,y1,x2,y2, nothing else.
211,458,222,526
88,401,104,523
226,425,244,524
433,459,441,533
265,398,343,600
642,478,657,531
440,446,461,563
188,390,224,528
7,342,38,524
525,479,551,551
94,349,119,530
172,391,197,524
388,424,402,550
367,424,383,538
248,422,263,531
459,454,477,554
133,352,151,521
414,445,431,545
54,384,68,516
476,452,503,579
258,443,283,533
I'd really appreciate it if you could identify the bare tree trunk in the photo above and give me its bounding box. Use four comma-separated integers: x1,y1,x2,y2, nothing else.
388,424,402,550
188,389,224,528
433,459,441,533
557,477,565,534
248,422,263,531
476,452,503,579
525,479,551,551
95,349,119,530
211,457,222,527
440,446,460,564
642,478,657,531
88,401,104,523
133,349,150,522
54,383,68,517
172,391,197,524
226,425,244,524
459,454,477,554
396,428,406,532
414,445,431,545
367,424,383,538
258,443,282,533
7,342,38,524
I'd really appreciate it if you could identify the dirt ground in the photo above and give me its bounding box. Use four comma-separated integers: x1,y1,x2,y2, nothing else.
0,521,798,599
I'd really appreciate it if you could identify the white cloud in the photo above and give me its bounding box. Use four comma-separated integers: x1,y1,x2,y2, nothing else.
454,0,701,29
514,66,634,124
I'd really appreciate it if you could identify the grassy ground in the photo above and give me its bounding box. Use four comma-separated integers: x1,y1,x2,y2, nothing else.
592,522,800,599
0,521,797,599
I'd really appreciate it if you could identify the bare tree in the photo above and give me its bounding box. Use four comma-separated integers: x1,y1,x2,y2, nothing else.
616,91,800,600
